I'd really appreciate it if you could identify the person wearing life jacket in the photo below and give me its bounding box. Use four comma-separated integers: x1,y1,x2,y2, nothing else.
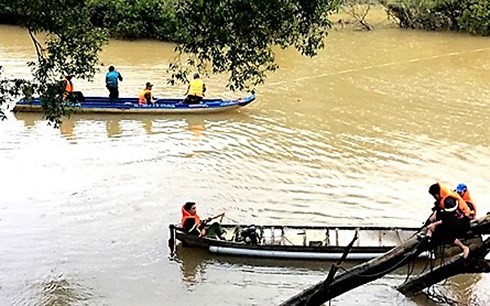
427,182,471,215
181,202,203,236
138,82,154,106
426,182,472,258
63,75,74,101
181,202,225,238
455,183,477,220
184,73,206,104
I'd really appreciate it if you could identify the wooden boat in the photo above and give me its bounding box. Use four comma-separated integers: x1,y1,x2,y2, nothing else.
168,224,423,261
14,94,256,114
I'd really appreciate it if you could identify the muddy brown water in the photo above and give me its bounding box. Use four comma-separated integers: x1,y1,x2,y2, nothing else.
0,20,489,306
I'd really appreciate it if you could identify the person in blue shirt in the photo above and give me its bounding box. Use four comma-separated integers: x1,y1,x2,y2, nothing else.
105,66,123,101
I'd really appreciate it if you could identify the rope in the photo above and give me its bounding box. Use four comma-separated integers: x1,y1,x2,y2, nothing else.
355,238,426,278
426,285,462,305
267,47,490,86
403,255,416,283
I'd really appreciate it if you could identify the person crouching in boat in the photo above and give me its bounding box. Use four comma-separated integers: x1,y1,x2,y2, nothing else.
139,82,154,106
184,73,206,104
455,183,477,220
426,182,472,258
181,202,224,239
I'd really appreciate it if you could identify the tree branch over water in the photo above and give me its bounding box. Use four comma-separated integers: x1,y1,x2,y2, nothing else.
0,0,107,126
281,214,490,306
168,0,341,91
0,0,341,125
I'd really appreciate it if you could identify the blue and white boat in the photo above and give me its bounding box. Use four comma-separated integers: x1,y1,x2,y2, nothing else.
14,94,256,114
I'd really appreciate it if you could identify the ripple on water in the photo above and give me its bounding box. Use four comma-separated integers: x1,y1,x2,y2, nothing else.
7,273,97,306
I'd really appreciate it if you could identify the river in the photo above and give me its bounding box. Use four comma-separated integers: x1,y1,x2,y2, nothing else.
0,18,489,306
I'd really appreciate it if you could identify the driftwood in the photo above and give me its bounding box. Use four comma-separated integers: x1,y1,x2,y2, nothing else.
398,237,490,295
281,214,490,306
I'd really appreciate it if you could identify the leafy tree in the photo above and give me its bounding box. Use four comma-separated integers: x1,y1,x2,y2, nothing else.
0,0,107,126
169,0,341,91
382,0,490,35
85,0,178,40
459,0,490,35
0,0,340,125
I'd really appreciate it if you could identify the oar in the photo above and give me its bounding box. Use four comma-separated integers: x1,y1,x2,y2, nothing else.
204,212,225,224
198,212,226,238
190,212,226,236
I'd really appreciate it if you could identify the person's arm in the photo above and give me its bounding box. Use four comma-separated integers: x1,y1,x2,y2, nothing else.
202,83,206,96
183,218,197,234
427,220,442,232
429,210,437,222
118,72,123,81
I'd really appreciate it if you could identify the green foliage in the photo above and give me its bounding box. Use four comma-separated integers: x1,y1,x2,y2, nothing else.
383,0,461,30
169,0,341,91
384,0,490,34
0,67,32,120
0,0,108,126
0,0,20,24
1,0,340,125
459,0,490,35
86,0,178,40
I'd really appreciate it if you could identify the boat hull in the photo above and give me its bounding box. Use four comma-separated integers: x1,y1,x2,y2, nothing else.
14,94,256,114
170,224,423,261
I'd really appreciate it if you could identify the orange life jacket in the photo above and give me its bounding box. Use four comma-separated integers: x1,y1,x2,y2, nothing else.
138,88,153,104
436,182,471,218
181,205,200,233
460,190,477,219
65,78,74,93
63,78,74,100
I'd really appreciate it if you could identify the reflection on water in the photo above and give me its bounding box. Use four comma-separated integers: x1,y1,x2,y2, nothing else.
171,242,488,305
172,246,210,285
186,116,205,139
15,112,248,139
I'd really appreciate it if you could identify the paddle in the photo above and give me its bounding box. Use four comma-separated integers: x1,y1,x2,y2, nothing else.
198,212,226,237
204,212,225,224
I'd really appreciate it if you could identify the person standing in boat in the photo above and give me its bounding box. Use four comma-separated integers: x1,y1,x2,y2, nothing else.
426,182,472,258
105,65,123,102
184,73,206,104
181,202,224,238
455,183,477,220
138,82,154,106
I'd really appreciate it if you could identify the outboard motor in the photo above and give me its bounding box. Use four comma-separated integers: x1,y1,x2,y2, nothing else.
239,225,260,245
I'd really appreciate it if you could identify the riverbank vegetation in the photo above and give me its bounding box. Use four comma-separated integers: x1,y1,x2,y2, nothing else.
381,0,490,36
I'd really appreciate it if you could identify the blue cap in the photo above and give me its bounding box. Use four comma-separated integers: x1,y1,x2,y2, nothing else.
455,183,467,193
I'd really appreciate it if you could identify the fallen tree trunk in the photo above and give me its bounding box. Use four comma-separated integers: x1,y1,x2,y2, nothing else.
398,237,490,295
281,214,490,306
